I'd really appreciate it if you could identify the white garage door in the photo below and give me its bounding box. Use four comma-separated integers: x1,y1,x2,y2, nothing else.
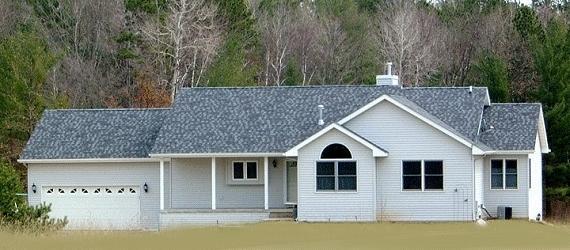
42,186,141,230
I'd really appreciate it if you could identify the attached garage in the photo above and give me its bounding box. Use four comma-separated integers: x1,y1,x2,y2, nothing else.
26,162,161,230
42,186,141,230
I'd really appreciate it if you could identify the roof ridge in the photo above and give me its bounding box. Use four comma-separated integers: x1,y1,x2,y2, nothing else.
489,103,541,105
401,86,487,89
182,85,385,89
181,85,488,90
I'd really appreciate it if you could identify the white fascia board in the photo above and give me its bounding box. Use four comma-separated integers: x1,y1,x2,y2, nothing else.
284,123,389,157
481,150,535,155
149,152,285,158
537,107,550,153
472,146,486,156
17,158,161,164
337,94,481,152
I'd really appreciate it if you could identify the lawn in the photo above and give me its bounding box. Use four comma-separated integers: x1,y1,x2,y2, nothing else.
1,221,569,250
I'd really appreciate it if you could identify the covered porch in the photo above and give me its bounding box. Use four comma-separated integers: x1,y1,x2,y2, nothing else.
155,155,297,228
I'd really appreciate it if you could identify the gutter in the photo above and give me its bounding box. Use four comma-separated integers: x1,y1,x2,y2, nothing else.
17,158,162,164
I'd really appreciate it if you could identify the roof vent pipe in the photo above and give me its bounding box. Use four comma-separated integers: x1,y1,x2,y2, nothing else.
318,105,324,125
376,62,399,86
469,86,473,94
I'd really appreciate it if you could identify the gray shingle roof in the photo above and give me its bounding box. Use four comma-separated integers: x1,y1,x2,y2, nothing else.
20,109,168,159
478,103,541,151
21,85,544,160
150,85,489,154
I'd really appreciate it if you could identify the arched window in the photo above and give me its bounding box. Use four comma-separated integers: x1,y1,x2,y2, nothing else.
320,143,352,159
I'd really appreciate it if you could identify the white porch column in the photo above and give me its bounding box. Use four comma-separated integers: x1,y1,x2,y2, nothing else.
211,157,216,210
159,159,164,211
264,157,269,210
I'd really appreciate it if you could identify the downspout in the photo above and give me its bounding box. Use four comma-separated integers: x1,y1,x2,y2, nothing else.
472,152,476,221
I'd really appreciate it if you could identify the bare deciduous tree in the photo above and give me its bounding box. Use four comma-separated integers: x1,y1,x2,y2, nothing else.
290,5,321,85
142,0,222,101
317,17,354,84
258,3,294,86
375,0,443,86
31,0,129,107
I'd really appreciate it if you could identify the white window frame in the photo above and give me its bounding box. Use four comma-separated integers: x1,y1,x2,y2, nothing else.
232,161,258,181
490,159,518,190
401,160,444,192
315,159,357,193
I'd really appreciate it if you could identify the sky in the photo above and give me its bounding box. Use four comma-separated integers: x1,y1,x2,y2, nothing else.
518,0,533,5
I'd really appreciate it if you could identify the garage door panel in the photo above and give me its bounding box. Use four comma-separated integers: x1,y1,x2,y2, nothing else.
42,186,141,230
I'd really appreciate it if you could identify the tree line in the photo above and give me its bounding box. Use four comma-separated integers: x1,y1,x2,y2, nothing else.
0,0,569,202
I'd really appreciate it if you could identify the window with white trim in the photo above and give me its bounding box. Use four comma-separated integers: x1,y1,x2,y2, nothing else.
316,161,357,191
402,160,443,191
491,159,517,189
232,161,258,180
316,143,356,192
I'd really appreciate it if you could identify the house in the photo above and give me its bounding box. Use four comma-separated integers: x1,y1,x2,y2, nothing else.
18,68,549,230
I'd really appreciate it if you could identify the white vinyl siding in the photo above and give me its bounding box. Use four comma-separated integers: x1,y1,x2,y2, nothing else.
27,162,159,230
170,158,212,209
345,101,474,221
297,129,376,221
528,133,543,220
483,154,529,218
169,158,285,210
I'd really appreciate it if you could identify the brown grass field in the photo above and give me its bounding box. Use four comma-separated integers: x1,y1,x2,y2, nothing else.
0,220,569,250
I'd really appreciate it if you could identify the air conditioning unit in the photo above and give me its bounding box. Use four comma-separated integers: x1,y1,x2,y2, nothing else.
497,206,513,220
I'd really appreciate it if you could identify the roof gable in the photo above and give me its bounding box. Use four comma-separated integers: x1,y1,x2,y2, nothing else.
284,123,389,157
338,94,481,150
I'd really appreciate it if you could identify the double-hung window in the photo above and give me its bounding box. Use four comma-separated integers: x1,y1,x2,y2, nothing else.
316,143,356,192
232,161,258,180
491,159,517,189
316,161,357,191
402,160,443,191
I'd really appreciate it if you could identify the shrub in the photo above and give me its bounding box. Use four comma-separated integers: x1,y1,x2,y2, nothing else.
0,159,67,233
0,159,24,218
0,203,68,233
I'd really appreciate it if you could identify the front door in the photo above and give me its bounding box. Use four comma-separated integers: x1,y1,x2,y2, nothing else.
286,161,297,204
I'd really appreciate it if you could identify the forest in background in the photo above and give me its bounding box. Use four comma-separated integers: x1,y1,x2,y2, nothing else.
0,0,569,215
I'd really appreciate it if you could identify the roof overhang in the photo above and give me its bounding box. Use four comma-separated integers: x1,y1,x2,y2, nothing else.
17,158,162,164
149,152,285,158
284,123,389,157
337,94,484,153
471,149,535,156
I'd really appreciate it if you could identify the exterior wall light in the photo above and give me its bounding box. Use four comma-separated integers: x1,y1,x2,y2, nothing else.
272,159,277,168
32,183,37,193
143,182,148,193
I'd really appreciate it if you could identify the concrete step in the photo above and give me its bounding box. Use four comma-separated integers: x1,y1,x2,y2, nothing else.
263,218,295,221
